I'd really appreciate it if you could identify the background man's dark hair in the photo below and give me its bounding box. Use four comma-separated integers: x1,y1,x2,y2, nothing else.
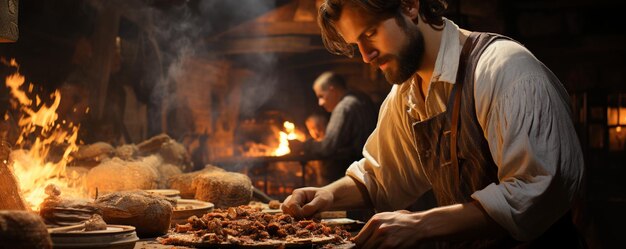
318,0,448,57
315,71,347,90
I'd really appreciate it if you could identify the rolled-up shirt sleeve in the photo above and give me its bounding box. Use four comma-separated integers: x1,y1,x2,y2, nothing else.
471,41,584,241
347,85,432,212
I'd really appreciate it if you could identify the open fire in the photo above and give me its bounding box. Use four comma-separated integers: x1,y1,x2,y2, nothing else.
234,120,330,198
240,120,306,157
3,59,88,210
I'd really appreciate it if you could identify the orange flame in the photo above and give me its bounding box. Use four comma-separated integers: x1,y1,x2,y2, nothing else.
4,59,87,210
274,121,304,156
241,121,305,157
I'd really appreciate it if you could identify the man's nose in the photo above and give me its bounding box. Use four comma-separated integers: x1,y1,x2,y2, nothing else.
357,42,378,63
318,99,325,107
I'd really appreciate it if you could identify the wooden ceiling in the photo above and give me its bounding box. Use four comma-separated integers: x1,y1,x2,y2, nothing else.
207,0,325,54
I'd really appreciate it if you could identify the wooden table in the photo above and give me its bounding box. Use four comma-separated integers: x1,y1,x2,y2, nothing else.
134,238,356,249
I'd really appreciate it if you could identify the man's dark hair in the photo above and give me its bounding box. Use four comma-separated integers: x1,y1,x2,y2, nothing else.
318,0,448,57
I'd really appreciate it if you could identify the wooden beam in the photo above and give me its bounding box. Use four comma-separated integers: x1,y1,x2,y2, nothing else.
257,0,298,22
213,0,309,40
210,36,324,54
280,50,359,69
219,22,320,38
294,0,317,22
90,3,120,119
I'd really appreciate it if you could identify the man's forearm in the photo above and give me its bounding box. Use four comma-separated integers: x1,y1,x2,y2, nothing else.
419,201,507,241
322,176,374,211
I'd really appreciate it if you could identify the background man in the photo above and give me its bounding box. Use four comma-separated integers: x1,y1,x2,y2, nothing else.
290,71,377,182
304,112,328,141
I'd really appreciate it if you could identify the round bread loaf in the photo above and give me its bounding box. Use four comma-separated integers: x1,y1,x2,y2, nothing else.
114,144,139,160
192,171,252,208
159,140,192,172
86,156,160,196
95,190,174,238
0,211,52,249
156,163,183,189
168,164,226,198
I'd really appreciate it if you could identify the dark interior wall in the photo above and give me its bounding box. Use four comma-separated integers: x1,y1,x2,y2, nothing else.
0,0,95,89
446,0,626,93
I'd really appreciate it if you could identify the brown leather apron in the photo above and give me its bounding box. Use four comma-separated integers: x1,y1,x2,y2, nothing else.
411,32,584,248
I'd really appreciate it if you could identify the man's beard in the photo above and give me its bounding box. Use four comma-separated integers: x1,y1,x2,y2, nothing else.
378,25,424,85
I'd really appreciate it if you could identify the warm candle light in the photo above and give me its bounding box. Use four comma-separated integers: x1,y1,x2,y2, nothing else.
607,94,626,151
607,107,626,126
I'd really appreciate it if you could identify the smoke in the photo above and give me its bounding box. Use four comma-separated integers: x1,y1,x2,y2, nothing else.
237,54,279,118
138,0,281,135
196,0,282,120
133,3,206,136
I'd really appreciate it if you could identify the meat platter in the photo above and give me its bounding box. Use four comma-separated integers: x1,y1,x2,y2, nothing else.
158,205,351,248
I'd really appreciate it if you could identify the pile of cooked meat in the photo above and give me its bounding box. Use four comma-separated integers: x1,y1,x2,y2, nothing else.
159,205,351,246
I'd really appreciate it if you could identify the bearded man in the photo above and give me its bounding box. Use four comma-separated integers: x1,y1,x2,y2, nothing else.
282,0,585,248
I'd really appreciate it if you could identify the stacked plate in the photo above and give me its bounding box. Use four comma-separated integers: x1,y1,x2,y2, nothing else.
48,224,139,249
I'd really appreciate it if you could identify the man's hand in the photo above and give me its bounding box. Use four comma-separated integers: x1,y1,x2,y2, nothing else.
353,210,427,249
281,187,333,219
353,203,508,248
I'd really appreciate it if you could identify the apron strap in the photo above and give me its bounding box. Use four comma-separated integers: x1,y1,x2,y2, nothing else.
450,32,481,176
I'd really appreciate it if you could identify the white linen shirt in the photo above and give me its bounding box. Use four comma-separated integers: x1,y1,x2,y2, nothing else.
345,18,584,241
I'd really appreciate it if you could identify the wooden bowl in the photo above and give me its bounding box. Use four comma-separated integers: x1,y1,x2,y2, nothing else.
145,189,181,199
171,199,214,225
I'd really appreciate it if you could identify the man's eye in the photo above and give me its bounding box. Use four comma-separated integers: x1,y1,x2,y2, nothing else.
365,29,376,38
